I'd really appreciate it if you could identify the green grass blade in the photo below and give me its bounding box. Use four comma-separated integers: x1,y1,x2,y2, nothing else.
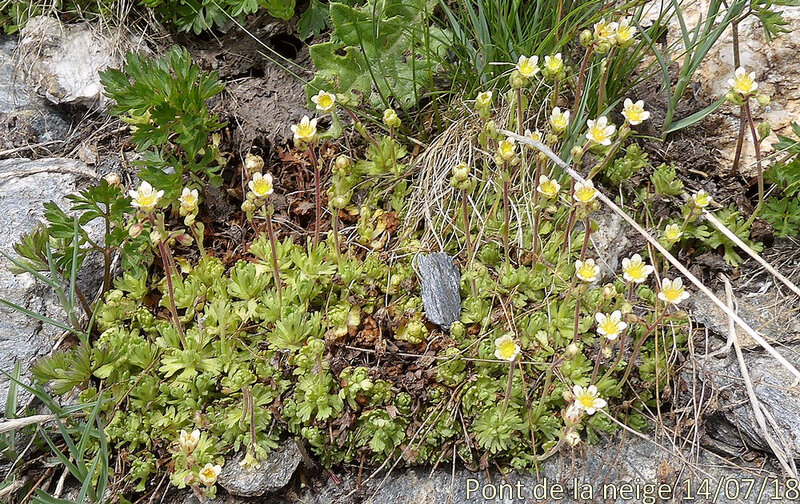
664,97,726,134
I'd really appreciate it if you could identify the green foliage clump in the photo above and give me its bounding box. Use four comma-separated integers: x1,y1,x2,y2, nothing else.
763,144,800,237
142,0,295,33
100,46,226,196
307,0,450,110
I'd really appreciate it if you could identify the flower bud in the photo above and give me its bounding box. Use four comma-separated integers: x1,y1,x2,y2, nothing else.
241,200,256,213
509,69,527,89
128,223,144,238
757,121,771,140
245,153,264,174
383,108,401,129
176,233,193,247
579,30,593,47
570,145,584,161
334,155,351,175
595,41,612,54
149,229,163,244
565,342,579,358
756,93,770,106
602,283,616,299
563,403,583,425
104,173,121,187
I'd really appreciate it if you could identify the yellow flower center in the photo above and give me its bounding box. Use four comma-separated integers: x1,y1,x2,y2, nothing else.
296,123,316,139
616,25,633,41
497,339,517,360
498,141,516,160
575,186,596,203
661,286,683,302
517,58,537,77
624,263,646,281
552,117,567,130
589,125,610,143
137,194,156,209
578,264,596,280
540,180,558,198
317,94,334,110
252,179,272,196
579,395,595,408
596,23,615,39
734,75,756,95
599,320,619,335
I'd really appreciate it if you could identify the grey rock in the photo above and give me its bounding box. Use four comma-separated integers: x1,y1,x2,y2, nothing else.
290,436,782,504
689,287,800,459
0,35,71,150
417,253,461,329
0,157,100,411
218,440,302,497
18,16,130,109
590,211,633,282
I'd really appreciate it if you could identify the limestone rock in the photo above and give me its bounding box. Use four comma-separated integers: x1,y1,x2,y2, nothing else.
218,440,302,497
17,16,132,109
0,157,99,411
0,35,71,150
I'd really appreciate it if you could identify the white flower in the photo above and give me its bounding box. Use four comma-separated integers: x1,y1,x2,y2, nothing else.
197,463,222,486
476,90,493,109
543,53,564,75
525,128,543,144
516,55,540,78
291,116,318,145
572,384,607,415
311,90,336,112
129,181,163,213
728,67,758,96
593,19,619,42
663,223,683,242
248,172,274,198
178,429,200,454
537,175,561,199
585,116,616,145
179,187,199,214
595,310,627,341
622,253,654,283
692,190,712,208
615,17,637,44
622,98,650,125
550,107,570,133
573,180,598,204
575,258,600,283
497,137,517,162
657,277,690,305
494,333,521,362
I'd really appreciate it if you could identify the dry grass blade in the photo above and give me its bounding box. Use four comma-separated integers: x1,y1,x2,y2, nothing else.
704,210,800,300
722,274,798,477
0,414,56,433
500,128,800,384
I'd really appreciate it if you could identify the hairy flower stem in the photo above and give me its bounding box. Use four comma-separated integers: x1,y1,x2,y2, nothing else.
596,49,615,115
618,309,668,387
344,108,378,147
570,218,592,344
307,146,322,247
561,180,577,255
263,208,283,305
461,190,477,297
516,88,524,134
501,360,516,416
571,45,595,120
502,162,511,265
532,159,543,262
331,211,342,265
591,341,608,383
731,105,746,175
157,241,186,345
743,99,764,222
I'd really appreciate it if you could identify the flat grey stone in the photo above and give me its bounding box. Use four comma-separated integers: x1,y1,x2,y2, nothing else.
218,440,302,497
0,157,100,411
417,252,461,329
